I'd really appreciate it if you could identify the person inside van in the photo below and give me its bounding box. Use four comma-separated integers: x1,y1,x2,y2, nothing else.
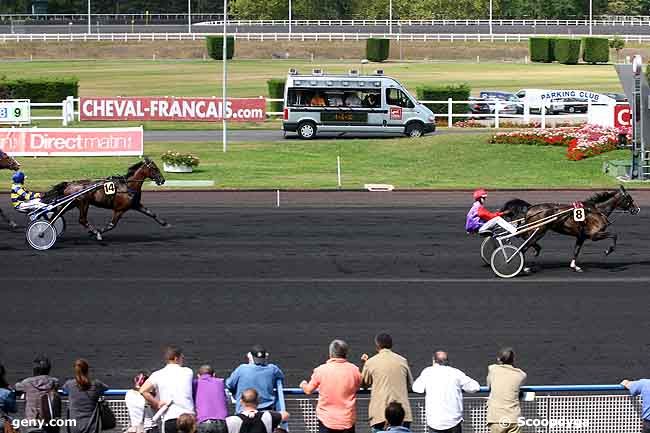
345,92,362,107
310,93,326,107
363,93,379,108
327,93,344,107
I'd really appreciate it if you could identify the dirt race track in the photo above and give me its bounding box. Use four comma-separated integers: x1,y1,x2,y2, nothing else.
1,190,650,388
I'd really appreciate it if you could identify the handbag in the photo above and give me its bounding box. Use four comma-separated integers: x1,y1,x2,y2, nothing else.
97,398,116,431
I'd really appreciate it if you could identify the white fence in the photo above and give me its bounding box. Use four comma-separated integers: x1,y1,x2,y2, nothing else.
3,32,650,43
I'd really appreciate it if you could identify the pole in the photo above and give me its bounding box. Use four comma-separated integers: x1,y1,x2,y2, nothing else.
389,0,392,35
288,0,292,34
489,0,493,36
188,0,192,33
87,0,91,34
222,0,228,153
589,0,593,36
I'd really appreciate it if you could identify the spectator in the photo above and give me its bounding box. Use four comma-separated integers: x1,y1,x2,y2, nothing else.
621,378,650,432
140,346,195,433
327,94,344,107
63,359,108,433
226,345,284,414
177,414,198,433
360,333,413,432
125,371,157,433
0,363,16,414
486,348,526,433
377,402,411,433
225,389,289,433
345,92,362,107
310,93,326,107
412,350,480,433
194,365,228,433
300,339,361,433
15,355,59,433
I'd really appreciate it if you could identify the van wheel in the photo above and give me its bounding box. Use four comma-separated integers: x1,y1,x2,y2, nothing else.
297,121,317,139
567,106,575,113
405,123,424,138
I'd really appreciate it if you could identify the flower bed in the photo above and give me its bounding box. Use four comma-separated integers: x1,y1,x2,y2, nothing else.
490,124,630,161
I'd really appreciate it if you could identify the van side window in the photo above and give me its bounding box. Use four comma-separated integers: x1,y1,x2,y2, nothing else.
386,88,414,108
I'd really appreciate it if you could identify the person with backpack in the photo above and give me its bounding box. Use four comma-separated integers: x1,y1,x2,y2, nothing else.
15,355,60,433
225,389,289,433
62,359,108,433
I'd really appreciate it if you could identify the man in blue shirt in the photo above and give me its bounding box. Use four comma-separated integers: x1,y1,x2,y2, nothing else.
377,402,412,433
226,345,285,413
622,378,650,432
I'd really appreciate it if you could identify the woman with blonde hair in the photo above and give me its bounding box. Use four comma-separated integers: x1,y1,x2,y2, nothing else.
63,359,108,433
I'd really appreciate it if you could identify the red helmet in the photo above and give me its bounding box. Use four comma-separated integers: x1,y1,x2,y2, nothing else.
473,189,488,201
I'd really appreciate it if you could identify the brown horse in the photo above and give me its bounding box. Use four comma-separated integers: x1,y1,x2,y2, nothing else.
514,186,640,272
0,150,20,229
43,157,168,241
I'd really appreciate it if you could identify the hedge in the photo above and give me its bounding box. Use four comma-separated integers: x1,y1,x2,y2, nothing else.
206,36,235,60
554,38,581,65
582,37,609,63
529,37,552,63
548,37,557,62
0,78,78,102
267,79,285,113
366,38,390,62
416,84,471,120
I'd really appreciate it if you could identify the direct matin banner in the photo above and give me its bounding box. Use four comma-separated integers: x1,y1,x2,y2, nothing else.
79,97,267,122
0,127,143,156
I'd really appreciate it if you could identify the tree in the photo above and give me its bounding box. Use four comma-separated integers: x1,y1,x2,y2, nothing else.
609,36,625,63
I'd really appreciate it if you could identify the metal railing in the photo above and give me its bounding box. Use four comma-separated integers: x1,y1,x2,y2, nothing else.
3,32,650,43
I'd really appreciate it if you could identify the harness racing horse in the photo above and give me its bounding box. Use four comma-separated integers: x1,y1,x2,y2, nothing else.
0,150,20,229
502,186,640,272
42,158,168,241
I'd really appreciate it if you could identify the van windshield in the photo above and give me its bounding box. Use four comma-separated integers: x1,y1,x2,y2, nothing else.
287,88,381,108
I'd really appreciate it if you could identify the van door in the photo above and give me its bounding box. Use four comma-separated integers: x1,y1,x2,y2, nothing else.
385,87,416,131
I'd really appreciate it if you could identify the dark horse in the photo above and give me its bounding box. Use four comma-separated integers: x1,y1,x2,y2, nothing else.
42,157,168,241
0,150,21,229
501,186,640,272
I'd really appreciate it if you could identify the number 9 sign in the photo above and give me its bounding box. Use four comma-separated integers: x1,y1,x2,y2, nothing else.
0,100,31,124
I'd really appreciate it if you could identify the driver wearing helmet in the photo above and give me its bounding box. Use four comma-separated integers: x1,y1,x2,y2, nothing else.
11,171,43,211
465,189,516,235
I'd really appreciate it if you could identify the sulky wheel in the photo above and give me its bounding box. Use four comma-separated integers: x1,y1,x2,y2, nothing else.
490,244,525,278
26,220,57,251
480,237,498,265
41,213,66,239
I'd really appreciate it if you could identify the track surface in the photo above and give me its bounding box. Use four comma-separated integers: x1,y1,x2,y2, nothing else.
1,190,649,388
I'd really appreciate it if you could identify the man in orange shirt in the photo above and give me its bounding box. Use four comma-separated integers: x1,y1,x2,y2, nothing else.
300,340,361,433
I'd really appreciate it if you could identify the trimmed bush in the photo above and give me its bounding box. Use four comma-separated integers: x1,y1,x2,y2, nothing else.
267,79,285,113
0,78,78,102
416,84,471,121
206,36,235,60
554,38,581,65
366,38,390,62
548,37,557,62
529,37,552,63
582,37,609,63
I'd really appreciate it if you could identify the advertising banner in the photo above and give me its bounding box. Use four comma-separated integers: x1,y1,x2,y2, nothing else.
0,127,143,156
79,97,267,122
614,104,632,128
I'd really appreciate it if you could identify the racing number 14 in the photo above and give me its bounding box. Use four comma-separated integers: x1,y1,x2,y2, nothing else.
103,182,116,195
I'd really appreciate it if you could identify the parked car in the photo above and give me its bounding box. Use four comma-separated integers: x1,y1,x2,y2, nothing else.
549,97,588,114
479,90,523,114
468,97,492,116
604,92,628,103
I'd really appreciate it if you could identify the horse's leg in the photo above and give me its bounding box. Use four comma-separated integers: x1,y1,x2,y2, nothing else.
531,242,542,257
0,208,17,230
100,210,125,234
570,236,586,272
77,200,103,241
136,205,171,228
592,231,618,256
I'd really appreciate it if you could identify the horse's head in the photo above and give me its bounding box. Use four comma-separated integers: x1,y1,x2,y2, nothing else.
142,157,165,186
0,150,20,171
617,185,640,215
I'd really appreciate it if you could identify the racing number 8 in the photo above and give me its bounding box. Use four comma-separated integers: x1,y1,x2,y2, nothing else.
573,208,585,222
104,182,116,195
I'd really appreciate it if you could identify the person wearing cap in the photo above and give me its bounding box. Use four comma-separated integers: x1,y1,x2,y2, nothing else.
11,171,42,211
226,345,285,414
465,189,515,235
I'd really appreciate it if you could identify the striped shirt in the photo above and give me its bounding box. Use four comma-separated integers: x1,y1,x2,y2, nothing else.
11,183,40,208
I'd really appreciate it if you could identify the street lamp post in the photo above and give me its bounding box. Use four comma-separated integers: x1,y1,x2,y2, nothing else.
87,0,91,34
389,0,392,35
188,0,192,33
589,0,593,35
222,0,228,152
489,0,493,36
289,0,292,35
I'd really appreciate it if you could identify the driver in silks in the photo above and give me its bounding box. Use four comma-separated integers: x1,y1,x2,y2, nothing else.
11,171,43,211
465,189,516,235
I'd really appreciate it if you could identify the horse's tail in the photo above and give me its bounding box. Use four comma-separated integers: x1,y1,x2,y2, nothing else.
501,198,532,220
41,182,69,203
